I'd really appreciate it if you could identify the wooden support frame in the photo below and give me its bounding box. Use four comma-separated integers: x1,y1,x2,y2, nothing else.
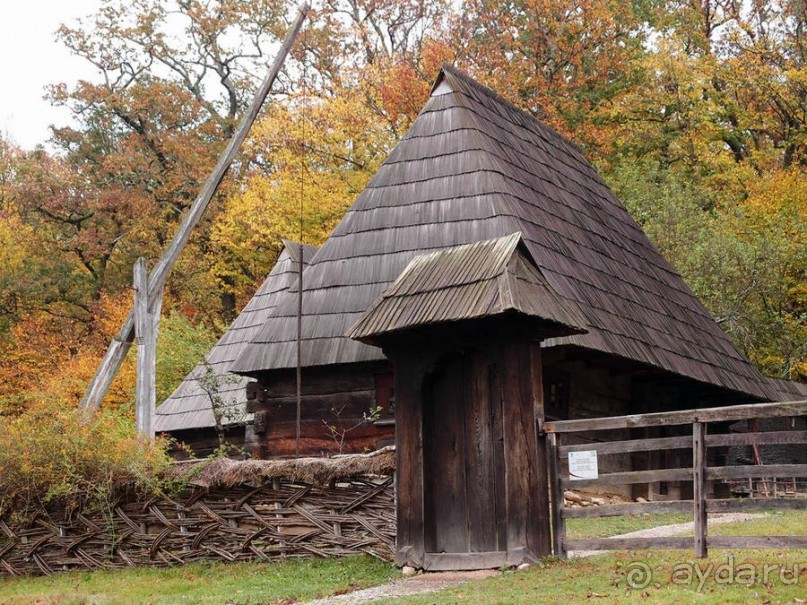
133,258,163,439
80,5,310,412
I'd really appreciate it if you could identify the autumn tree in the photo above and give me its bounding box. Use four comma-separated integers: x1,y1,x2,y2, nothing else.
3,0,804,425
447,0,647,158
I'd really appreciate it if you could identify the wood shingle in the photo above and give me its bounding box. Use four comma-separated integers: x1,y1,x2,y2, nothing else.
231,65,777,401
155,242,318,432
347,233,588,344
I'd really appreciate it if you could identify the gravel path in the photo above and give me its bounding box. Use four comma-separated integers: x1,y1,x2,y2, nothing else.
302,512,767,605
302,570,498,605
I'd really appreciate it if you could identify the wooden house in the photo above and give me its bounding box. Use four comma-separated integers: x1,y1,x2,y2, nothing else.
232,64,777,447
223,65,785,568
156,65,792,568
154,241,320,456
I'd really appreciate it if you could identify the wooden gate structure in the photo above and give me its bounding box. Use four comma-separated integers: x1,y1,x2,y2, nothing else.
546,400,807,558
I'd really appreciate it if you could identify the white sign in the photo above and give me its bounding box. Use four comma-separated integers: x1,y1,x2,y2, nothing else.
568,450,598,481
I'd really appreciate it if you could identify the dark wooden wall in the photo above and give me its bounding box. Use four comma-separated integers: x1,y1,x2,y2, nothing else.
247,362,395,458
166,426,247,459
541,345,763,501
391,337,551,570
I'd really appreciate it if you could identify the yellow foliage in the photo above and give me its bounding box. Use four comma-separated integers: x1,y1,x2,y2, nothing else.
0,399,171,520
0,214,35,278
211,94,388,306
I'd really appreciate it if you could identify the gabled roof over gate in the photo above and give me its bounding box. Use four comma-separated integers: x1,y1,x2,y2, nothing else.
232,65,777,401
155,241,318,432
347,232,588,345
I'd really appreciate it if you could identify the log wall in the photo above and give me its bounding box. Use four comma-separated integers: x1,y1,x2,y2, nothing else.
247,363,395,457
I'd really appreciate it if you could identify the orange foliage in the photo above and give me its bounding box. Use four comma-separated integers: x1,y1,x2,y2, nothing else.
0,292,137,417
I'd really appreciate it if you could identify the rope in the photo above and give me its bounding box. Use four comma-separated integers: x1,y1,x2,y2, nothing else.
295,13,309,459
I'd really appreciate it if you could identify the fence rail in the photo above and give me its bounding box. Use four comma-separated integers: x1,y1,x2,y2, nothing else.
546,399,807,558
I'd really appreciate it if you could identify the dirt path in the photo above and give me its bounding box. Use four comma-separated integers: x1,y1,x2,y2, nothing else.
302,570,498,605
302,512,767,605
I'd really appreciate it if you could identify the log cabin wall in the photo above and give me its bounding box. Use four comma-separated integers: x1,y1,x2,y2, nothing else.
166,427,247,459
246,362,395,458
542,347,763,501
542,349,634,498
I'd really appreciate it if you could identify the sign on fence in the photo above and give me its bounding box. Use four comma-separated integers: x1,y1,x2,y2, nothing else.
568,450,598,480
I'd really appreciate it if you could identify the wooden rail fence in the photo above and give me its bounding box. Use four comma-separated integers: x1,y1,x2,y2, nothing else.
0,475,394,577
545,400,807,558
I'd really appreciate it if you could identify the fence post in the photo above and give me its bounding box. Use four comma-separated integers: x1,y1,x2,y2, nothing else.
547,432,566,559
693,421,707,558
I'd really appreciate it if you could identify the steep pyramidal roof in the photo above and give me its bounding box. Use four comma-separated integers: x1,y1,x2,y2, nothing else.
347,233,588,344
233,65,776,401
155,241,318,432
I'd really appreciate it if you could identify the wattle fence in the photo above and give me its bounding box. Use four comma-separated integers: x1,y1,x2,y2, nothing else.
0,450,395,577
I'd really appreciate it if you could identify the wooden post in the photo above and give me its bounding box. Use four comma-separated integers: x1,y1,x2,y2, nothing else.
80,4,310,412
501,341,551,564
547,431,566,559
133,258,159,439
693,421,707,558
392,352,426,569
296,243,303,458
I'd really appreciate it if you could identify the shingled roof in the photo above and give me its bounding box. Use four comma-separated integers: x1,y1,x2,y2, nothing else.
155,241,318,432
347,233,588,345
767,377,807,402
232,64,777,401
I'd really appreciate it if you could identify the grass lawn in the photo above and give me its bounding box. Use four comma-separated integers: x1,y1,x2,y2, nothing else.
0,555,397,605
2,511,804,604
389,511,807,604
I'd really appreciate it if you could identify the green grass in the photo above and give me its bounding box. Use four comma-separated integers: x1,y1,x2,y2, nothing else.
386,549,807,604
387,511,807,605
2,512,804,605
0,555,397,605
566,512,692,539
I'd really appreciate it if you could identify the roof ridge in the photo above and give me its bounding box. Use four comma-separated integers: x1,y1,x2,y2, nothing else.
440,63,588,159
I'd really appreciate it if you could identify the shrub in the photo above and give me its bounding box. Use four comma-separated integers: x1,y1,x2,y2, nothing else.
0,401,172,522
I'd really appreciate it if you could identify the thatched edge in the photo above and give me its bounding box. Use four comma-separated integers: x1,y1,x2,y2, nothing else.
171,446,395,488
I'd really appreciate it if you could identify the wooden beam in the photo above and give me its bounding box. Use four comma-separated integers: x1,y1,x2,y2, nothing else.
80,4,311,411
422,552,508,571
501,341,551,562
545,400,807,434
563,500,692,518
133,258,159,439
706,464,807,481
705,431,807,448
693,421,707,558
562,497,807,519
547,432,566,558
565,535,807,552
560,467,691,489
564,537,692,551
707,498,807,513
560,435,692,456
393,352,426,568
708,536,807,549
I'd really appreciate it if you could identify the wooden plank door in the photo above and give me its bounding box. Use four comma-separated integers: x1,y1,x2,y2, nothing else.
422,351,506,554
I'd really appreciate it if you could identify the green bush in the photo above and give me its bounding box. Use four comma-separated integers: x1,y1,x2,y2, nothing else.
0,402,172,522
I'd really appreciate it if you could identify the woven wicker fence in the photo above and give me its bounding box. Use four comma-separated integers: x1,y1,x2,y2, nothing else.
0,453,396,577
